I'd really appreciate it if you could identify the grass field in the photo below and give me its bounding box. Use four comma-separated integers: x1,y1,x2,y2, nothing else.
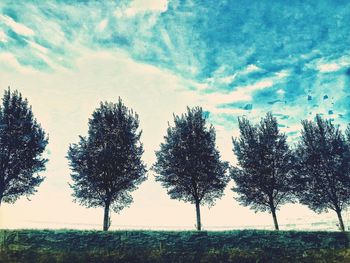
1,229,350,262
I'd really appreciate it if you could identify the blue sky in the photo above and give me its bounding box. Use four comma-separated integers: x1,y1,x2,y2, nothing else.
0,0,350,230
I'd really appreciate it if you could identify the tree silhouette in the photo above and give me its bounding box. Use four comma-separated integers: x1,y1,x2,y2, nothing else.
67,98,146,231
294,115,350,231
153,107,229,231
0,88,48,207
231,113,295,230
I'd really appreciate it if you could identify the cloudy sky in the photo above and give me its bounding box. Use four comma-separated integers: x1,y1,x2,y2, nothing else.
1,0,350,230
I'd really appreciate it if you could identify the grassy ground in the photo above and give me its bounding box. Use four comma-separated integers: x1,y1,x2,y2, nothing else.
0,229,350,262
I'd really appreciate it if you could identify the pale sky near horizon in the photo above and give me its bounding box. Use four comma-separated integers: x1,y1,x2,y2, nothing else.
1,0,350,231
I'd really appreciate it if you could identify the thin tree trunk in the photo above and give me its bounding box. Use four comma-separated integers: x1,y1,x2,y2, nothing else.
335,209,345,231
195,201,201,231
271,207,279,231
103,203,110,231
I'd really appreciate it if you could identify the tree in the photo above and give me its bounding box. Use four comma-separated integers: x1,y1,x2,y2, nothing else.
231,113,295,230
294,115,350,231
67,98,147,231
153,107,229,231
0,88,48,207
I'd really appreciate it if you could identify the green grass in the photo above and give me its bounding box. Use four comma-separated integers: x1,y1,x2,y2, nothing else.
0,229,350,262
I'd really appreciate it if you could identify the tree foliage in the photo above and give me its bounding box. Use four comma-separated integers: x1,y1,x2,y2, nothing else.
294,115,350,231
0,88,48,206
231,113,295,230
153,107,229,230
67,98,146,230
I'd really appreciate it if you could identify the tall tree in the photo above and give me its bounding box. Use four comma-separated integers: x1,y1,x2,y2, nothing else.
67,98,147,231
231,113,295,230
294,115,350,231
0,88,48,206
153,107,229,231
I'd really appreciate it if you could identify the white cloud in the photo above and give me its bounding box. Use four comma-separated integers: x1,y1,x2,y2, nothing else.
97,19,108,31
0,30,7,42
277,89,285,95
212,108,258,115
275,69,290,78
204,89,251,105
251,79,274,90
243,64,261,74
205,64,261,88
0,15,35,36
116,0,168,17
318,63,341,73
0,52,36,74
27,40,48,54
219,73,237,84
203,79,274,105
283,124,301,135
34,52,63,71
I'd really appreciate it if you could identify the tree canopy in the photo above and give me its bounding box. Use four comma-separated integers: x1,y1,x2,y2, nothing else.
0,88,48,206
231,113,295,230
153,107,229,230
294,115,350,231
67,98,147,231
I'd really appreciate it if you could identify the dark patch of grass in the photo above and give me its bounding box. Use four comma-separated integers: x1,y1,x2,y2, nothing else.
0,229,350,262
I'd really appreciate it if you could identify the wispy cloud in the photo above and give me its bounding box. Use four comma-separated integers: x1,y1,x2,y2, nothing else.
0,29,7,42
26,40,48,54
203,78,274,105
96,19,108,31
318,63,341,73
0,14,34,36
0,52,35,74
118,0,168,17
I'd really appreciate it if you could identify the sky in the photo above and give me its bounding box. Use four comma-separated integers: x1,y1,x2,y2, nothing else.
0,0,350,231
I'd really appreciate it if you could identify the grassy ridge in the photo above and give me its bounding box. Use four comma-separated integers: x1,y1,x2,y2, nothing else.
0,229,350,262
